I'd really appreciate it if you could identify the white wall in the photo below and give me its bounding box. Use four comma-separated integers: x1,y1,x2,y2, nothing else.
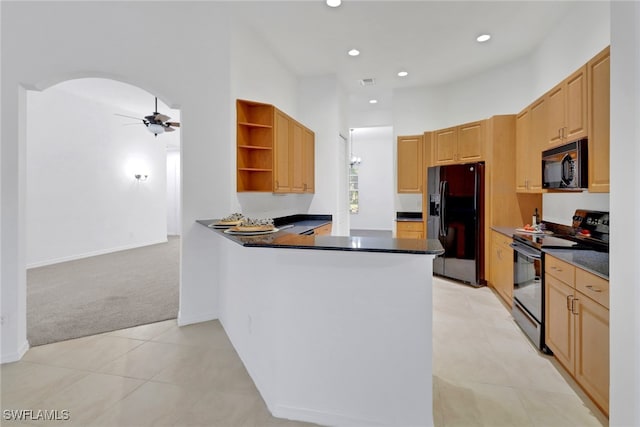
229,22,314,218
299,75,349,235
610,2,640,425
392,55,533,135
166,149,181,236
530,1,611,98
1,1,233,361
349,127,394,231
25,87,168,267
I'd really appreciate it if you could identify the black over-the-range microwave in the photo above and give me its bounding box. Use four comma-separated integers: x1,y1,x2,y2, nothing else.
542,138,588,190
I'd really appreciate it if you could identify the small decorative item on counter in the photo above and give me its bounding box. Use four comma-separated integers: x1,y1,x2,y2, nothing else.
233,217,275,232
216,213,245,226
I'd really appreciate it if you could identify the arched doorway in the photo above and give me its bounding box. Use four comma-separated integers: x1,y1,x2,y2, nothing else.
25,78,182,345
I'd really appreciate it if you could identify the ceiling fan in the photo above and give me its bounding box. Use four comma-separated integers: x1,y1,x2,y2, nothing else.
115,97,180,137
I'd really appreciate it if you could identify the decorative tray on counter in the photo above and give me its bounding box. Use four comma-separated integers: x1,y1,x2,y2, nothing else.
224,227,280,236
515,228,553,235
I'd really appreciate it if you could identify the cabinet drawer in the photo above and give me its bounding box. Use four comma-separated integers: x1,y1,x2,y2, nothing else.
313,223,332,236
575,268,609,309
397,221,424,232
545,255,575,286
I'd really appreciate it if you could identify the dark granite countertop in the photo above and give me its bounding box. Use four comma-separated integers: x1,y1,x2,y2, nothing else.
543,249,609,280
491,226,609,279
396,212,423,222
196,215,443,255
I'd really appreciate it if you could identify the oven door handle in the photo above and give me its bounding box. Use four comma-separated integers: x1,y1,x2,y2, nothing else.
510,242,542,259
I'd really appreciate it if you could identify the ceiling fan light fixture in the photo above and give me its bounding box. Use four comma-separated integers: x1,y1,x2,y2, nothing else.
147,123,165,135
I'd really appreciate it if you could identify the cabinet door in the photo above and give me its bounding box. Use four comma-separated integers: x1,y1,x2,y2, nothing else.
547,85,565,147
458,121,484,162
588,47,610,193
545,274,575,373
491,232,513,306
290,120,305,193
574,292,609,415
528,98,546,191
565,66,588,142
397,222,424,239
433,127,457,165
397,135,424,193
303,128,315,193
515,109,531,192
274,110,290,193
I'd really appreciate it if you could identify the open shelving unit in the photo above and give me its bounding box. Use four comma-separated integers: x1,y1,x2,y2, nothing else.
236,99,275,191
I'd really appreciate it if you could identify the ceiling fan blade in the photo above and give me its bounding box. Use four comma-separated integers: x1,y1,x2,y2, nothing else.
155,113,171,123
163,126,175,132
114,113,144,120
166,122,180,128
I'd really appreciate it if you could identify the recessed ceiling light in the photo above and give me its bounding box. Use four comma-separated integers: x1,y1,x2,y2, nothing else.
397,71,409,77
369,99,378,104
326,0,341,7
348,49,360,57
476,34,491,43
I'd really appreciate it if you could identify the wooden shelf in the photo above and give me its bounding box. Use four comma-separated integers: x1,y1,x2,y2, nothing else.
238,145,272,150
236,99,314,193
238,168,272,172
238,122,273,129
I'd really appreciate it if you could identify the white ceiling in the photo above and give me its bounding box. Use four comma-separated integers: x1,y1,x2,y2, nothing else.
232,1,575,107
51,1,577,121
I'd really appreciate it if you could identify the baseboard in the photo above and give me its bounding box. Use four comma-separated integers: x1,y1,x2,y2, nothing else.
271,404,387,427
177,309,218,326
1,339,29,364
26,238,170,269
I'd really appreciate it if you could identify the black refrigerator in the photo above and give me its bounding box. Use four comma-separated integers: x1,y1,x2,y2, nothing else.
427,162,485,286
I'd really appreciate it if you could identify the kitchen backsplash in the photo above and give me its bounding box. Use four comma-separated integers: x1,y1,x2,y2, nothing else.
542,192,610,226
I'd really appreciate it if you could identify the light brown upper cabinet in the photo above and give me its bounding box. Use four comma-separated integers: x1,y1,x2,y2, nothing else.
587,46,610,193
303,128,315,193
546,65,588,148
433,120,484,165
237,99,314,193
516,99,545,193
397,134,424,193
274,109,292,193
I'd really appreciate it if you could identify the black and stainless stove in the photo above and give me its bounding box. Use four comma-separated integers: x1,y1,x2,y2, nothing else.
510,209,609,353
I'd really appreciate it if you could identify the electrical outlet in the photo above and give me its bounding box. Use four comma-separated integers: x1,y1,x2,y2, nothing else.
1,315,5,326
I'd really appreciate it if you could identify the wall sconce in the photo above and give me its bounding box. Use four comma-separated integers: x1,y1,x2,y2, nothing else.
134,173,149,181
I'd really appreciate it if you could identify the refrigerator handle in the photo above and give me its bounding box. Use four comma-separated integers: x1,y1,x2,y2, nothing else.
440,181,447,237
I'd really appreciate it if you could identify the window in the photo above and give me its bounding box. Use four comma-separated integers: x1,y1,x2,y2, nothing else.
349,164,359,214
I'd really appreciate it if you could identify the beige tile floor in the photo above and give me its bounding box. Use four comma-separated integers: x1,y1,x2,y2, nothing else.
1,277,607,427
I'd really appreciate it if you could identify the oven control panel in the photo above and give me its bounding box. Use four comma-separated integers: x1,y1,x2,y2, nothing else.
571,209,609,242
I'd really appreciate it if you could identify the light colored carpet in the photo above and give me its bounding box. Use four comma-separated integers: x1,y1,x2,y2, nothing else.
27,236,179,346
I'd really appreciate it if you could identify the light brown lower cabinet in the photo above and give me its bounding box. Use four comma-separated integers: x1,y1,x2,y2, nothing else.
544,254,609,415
490,231,513,306
396,221,424,239
312,223,332,236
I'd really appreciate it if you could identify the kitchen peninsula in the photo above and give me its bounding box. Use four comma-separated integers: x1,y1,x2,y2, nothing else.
197,216,443,427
